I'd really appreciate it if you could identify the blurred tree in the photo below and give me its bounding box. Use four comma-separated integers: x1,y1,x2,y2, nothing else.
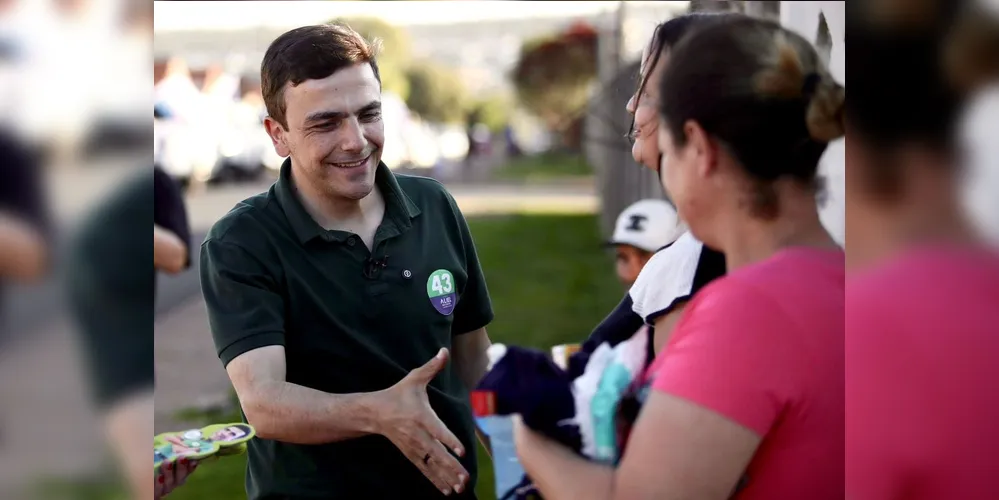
511,22,598,142
467,93,511,133
405,63,469,124
330,16,411,100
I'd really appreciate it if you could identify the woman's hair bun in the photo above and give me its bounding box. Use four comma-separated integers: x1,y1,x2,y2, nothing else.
806,75,846,142
944,6,999,95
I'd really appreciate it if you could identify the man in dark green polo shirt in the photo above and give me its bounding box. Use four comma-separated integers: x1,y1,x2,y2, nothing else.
200,23,493,499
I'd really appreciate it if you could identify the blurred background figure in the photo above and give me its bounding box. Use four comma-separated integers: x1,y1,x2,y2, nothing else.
66,163,191,500
606,199,681,288
845,0,999,498
0,127,49,286
0,0,156,498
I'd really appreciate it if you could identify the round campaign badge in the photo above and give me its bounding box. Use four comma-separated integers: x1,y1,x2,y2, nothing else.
427,269,457,315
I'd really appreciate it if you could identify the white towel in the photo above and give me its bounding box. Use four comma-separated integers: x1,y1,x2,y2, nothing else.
629,231,704,324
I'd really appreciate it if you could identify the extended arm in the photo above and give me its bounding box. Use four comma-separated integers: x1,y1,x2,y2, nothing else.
226,345,381,444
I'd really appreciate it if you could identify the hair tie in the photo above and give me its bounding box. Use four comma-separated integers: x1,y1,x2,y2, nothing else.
802,72,822,100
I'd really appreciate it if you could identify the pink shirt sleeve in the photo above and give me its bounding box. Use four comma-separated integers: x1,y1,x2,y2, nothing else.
650,279,800,436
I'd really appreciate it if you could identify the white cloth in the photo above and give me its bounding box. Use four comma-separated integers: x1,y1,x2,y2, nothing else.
572,342,615,459
628,231,704,324
589,327,648,462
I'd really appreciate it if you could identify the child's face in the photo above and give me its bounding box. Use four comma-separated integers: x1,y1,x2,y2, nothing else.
615,245,653,288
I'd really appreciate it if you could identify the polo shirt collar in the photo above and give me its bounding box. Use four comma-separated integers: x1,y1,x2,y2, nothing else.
274,158,421,245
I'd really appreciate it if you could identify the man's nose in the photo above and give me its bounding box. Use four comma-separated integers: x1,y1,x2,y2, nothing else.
340,117,367,152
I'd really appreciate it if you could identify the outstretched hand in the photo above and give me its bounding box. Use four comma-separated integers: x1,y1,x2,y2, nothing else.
375,348,469,496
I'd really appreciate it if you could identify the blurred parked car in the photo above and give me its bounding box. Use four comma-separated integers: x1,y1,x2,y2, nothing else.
155,100,273,187
380,92,412,169
435,124,470,162
403,121,442,170
215,100,267,181
154,102,220,186
83,115,152,158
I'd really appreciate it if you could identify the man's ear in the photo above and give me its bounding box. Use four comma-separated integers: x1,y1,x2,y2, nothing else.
683,120,718,179
263,116,291,158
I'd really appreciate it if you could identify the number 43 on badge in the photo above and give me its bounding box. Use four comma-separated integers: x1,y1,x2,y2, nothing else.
427,269,456,315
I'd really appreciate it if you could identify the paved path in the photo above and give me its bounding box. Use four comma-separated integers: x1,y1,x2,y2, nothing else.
154,297,233,434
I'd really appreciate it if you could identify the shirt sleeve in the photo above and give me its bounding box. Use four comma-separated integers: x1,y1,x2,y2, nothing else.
446,193,494,335
154,166,192,268
650,279,800,436
0,131,50,237
584,292,645,352
200,237,286,367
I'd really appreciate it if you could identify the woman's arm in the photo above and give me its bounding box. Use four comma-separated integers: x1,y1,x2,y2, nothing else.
514,392,760,500
611,392,761,500
513,416,616,500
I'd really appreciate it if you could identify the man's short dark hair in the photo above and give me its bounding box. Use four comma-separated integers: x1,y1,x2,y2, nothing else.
261,23,382,129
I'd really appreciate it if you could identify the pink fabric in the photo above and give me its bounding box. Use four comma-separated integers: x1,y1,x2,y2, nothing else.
647,247,845,499
846,246,999,500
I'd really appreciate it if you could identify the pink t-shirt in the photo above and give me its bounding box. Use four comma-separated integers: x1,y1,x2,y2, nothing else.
646,247,845,499
846,246,999,500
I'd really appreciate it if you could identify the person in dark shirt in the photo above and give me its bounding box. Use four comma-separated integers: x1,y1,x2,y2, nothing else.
66,165,192,499
200,24,493,500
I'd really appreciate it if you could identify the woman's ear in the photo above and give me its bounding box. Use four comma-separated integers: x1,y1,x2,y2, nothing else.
683,120,718,179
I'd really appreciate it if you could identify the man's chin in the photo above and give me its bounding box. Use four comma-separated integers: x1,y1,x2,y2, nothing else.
335,182,375,201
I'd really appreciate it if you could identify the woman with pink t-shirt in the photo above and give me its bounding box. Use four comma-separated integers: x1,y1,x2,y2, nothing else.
846,3,999,499
513,15,845,500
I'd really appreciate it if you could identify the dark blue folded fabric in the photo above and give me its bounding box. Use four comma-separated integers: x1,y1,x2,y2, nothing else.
476,345,582,452
568,292,645,380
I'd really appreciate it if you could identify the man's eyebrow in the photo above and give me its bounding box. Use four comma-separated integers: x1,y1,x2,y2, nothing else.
304,100,382,125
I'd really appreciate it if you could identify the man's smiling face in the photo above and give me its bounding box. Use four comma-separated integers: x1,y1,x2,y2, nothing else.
266,62,384,201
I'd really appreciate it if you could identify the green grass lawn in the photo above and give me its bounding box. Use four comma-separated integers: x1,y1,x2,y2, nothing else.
492,152,593,183
129,214,621,500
